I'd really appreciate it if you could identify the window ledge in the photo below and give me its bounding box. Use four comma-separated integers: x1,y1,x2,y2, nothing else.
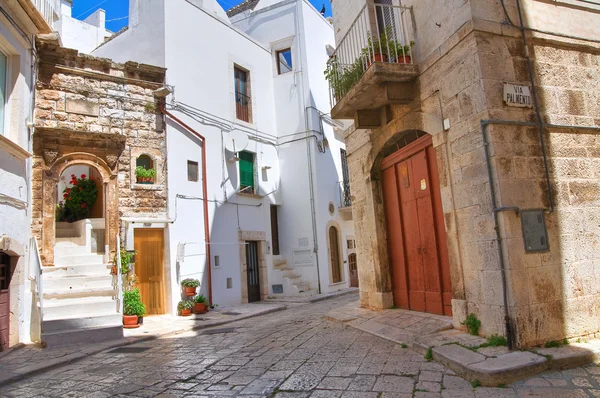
0,135,32,160
132,184,165,191
237,191,263,199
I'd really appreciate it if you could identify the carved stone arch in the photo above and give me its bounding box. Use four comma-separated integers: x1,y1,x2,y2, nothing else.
49,152,115,181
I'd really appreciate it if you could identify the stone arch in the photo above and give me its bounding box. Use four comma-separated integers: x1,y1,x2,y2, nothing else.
39,152,119,266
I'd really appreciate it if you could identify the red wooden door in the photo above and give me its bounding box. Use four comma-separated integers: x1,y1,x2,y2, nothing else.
0,253,10,351
381,135,452,316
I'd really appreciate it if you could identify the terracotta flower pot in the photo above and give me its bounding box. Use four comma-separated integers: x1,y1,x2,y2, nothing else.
123,315,140,329
396,55,411,64
180,309,192,316
194,302,207,313
366,53,387,67
184,286,197,296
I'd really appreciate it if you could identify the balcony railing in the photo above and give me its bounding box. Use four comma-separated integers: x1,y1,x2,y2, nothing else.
31,0,60,29
235,91,251,123
338,180,352,208
326,3,415,108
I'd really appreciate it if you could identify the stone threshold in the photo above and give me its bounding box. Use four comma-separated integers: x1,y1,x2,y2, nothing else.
325,301,600,386
0,303,287,387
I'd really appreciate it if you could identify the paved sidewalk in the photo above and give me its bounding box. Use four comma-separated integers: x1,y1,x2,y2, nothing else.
0,302,286,386
265,288,359,304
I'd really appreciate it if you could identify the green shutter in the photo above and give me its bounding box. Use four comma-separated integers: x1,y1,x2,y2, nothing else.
239,151,254,189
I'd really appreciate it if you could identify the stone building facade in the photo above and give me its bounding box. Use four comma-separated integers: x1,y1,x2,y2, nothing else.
32,34,167,266
330,0,600,347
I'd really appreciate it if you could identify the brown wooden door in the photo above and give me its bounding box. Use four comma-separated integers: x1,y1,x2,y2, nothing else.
246,241,260,302
329,227,342,283
134,229,166,315
381,135,452,316
0,253,10,351
349,253,359,288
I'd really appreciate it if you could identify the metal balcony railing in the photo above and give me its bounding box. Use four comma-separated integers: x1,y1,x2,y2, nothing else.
31,0,60,28
326,3,415,107
235,91,251,123
339,180,352,208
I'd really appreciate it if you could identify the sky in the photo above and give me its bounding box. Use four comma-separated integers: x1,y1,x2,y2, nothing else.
71,0,332,32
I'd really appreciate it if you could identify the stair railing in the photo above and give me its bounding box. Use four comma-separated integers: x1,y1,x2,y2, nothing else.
115,236,123,314
28,237,43,343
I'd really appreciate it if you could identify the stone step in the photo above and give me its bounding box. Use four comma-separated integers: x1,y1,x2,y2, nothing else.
42,313,122,334
43,274,114,291
54,244,91,257
43,296,117,320
43,263,111,277
55,254,105,266
41,323,123,347
55,222,77,230
43,286,116,300
55,229,80,238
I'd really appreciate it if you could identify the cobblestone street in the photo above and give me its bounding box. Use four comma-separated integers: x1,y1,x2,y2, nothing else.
1,294,599,398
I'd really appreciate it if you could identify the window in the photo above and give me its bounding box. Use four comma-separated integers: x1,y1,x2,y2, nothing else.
276,48,292,74
187,160,198,182
136,155,153,170
239,150,255,193
270,205,280,255
234,67,251,122
0,253,9,291
135,155,156,184
0,51,7,136
347,239,356,250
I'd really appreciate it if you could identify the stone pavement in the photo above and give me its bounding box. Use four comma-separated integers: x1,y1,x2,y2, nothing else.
1,293,599,397
265,288,358,304
0,302,286,386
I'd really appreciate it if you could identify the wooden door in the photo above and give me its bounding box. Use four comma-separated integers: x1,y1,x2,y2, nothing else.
329,227,342,283
0,253,10,351
349,253,359,288
134,229,166,315
246,241,260,302
381,135,452,316
88,167,103,219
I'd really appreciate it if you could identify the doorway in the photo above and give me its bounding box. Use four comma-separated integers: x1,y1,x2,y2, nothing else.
0,253,9,351
134,229,166,315
246,241,260,303
329,227,343,283
349,253,359,288
380,134,452,316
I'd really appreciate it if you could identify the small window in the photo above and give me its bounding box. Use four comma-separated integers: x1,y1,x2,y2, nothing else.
239,150,255,193
135,155,156,184
187,160,199,182
234,67,251,122
276,48,292,74
0,253,9,291
347,239,356,249
270,205,280,255
0,51,7,136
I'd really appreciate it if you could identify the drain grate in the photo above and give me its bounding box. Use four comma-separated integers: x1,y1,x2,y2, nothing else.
202,327,236,335
107,346,152,354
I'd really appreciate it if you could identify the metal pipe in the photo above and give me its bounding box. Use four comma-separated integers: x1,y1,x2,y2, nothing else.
161,105,213,306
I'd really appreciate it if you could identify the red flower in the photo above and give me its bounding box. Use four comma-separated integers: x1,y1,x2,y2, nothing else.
79,187,82,191
71,174,76,179
81,203,86,208
72,180,78,186
65,188,71,194
81,174,86,179
90,177,95,181
63,193,68,199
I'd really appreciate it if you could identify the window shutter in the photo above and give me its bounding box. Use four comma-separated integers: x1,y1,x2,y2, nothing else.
239,151,254,189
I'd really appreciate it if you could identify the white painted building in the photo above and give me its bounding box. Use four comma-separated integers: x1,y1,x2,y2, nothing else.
55,0,111,54
85,0,356,311
0,0,58,350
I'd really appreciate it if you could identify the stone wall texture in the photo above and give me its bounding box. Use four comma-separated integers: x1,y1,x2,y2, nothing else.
332,0,600,347
31,35,167,264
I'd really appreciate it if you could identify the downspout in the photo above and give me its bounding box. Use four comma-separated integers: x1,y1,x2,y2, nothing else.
161,105,213,305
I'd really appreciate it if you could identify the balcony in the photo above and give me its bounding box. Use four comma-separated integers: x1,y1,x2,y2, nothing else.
327,3,418,127
20,0,59,33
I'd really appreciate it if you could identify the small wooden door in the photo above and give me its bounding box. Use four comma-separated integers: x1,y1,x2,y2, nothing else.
246,241,260,302
381,135,452,316
134,229,166,315
329,227,342,283
349,253,359,288
0,253,10,351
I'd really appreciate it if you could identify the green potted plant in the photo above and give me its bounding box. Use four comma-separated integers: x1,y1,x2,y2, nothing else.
181,278,200,296
113,249,136,275
123,288,146,328
194,294,209,314
57,174,98,222
136,166,156,184
178,300,194,316
388,40,415,64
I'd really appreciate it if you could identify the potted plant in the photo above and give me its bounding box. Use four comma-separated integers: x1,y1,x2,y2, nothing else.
136,166,156,184
123,288,146,328
57,174,98,223
178,300,194,316
181,278,200,296
194,294,209,314
388,40,415,64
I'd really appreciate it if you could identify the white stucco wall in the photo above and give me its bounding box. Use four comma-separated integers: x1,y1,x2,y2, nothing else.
0,7,35,346
55,3,112,55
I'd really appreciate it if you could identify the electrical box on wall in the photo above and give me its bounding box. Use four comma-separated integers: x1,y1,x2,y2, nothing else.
521,209,549,252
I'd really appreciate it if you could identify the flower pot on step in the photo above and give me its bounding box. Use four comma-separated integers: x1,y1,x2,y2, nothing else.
194,303,207,314
123,315,140,329
180,309,192,316
184,286,197,296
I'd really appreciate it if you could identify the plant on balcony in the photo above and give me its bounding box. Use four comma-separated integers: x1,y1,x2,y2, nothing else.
324,56,365,102
136,166,156,184
56,174,98,223
123,288,146,328
178,300,194,316
388,40,415,64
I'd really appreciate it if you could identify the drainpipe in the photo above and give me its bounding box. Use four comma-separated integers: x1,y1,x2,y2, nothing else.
161,105,213,305
481,119,600,350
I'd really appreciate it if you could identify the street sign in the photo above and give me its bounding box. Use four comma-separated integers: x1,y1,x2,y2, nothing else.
503,83,532,107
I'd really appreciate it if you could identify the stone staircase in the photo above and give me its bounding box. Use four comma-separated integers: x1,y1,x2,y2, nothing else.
41,220,122,347
273,260,317,297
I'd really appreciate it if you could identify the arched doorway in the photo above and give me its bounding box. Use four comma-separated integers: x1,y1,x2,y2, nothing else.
328,226,343,284
379,132,452,316
56,165,104,223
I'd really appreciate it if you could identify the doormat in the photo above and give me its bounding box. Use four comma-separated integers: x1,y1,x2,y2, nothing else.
201,327,236,335
107,346,152,354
